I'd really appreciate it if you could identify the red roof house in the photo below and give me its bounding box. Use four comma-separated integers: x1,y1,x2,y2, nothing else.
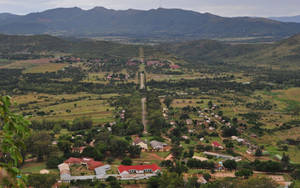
212,141,223,149
64,157,104,170
64,157,82,164
87,161,104,170
170,65,180,69
118,164,161,175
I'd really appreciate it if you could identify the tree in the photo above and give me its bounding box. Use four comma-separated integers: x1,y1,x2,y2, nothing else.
53,124,61,134
81,146,97,158
223,160,237,171
164,96,173,108
27,174,57,188
109,137,129,157
171,145,183,160
222,127,239,137
0,96,30,187
157,172,184,188
208,101,213,109
147,176,160,188
128,145,141,158
186,176,200,188
121,157,132,165
281,152,290,168
57,139,72,156
46,156,63,169
235,169,253,179
106,176,121,188
26,131,52,161
203,173,211,181
255,148,263,156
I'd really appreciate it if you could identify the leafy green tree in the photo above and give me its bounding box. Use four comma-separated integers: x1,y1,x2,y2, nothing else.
0,96,30,187
106,176,121,188
235,169,253,179
158,172,184,188
203,173,211,181
46,156,63,169
171,145,183,160
121,157,132,165
128,145,141,158
53,124,61,134
255,148,263,156
164,96,173,108
147,176,160,188
81,146,97,158
208,101,213,109
27,174,57,188
281,152,290,168
26,131,52,161
57,140,72,156
186,176,200,188
223,160,237,171
109,137,129,157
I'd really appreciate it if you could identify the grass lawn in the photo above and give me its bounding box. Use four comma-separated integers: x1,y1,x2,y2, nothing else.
132,152,163,165
156,152,170,158
21,162,46,173
21,162,58,174
12,93,116,123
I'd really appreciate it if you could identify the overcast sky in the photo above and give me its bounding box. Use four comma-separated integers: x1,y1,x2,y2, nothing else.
0,0,300,17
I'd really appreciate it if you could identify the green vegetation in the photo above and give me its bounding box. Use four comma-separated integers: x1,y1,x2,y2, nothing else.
0,96,30,187
1,33,300,187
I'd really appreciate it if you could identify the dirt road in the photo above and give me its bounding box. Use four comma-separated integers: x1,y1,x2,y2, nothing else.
142,97,147,134
140,72,145,90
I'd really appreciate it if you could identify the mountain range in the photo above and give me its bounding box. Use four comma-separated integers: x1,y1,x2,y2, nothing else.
269,15,300,23
1,7,300,40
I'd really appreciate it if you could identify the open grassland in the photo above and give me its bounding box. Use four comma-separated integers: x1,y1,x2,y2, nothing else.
0,58,11,66
273,88,300,102
12,92,116,123
256,127,300,163
0,58,68,73
23,62,68,73
0,58,52,69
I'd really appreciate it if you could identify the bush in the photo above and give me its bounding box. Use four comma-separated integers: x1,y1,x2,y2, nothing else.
27,174,58,188
203,173,211,181
235,169,253,178
46,156,63,169
121,157,132,165
223,160,237,170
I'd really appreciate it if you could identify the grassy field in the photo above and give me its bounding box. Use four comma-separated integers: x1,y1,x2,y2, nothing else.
21,162,58,174
23,62,68,73
0,58,68,73
12,92,116,123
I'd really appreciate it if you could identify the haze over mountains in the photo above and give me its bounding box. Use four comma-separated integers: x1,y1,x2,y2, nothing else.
1,7,300,40
270,15,300,23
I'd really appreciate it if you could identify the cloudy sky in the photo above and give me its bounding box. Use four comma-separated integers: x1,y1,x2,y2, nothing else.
0,0,300,17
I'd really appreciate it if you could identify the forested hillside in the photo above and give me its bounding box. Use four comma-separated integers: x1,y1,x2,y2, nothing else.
1,7,300,40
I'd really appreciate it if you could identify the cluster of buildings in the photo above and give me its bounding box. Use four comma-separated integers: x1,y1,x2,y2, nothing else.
146,60,181,70
58,157,161,183
51,56,82,63
118,164,161,178
132,137,168,151
58,157,111,182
